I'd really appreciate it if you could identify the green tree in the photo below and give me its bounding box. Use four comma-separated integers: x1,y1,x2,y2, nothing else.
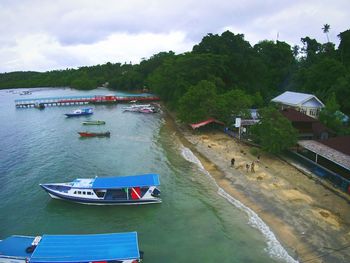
215,89,253,123
294,57,347,98
147,53,226,106
322,24,331,42
300,37,322,62
319,93,343,133
338,29,350,67
333,72,350,114
254,40,295,95
251,107,298,154
177,80,217,123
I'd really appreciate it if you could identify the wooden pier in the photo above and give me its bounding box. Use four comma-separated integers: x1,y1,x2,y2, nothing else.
15,94,160,108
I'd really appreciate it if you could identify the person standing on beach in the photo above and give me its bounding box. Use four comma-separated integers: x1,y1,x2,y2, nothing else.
251,161,255,173
231,158,235,167
246,163,250,172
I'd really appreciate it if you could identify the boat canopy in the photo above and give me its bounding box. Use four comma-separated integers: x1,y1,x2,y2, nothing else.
0,235,35,258
92,174,160,189
30,232,140,262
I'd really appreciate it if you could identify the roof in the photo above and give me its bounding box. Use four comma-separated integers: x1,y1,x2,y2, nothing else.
280,108,316,122
0,236,35,258
280,108,332,135
30,232,139,262
298,140,350,171
92,174,160,189
271,91,324,107
318,136,350,156
190,118,224,129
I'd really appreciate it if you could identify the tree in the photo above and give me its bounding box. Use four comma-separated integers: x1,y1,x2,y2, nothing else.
177,80,217,123
254,40,295,94
338,29,350,67
322,24,331,42
319,93,343,133
215,89,253,123
333,72,350,114
292,45,300,58
250,107,298,154
300,37,322,62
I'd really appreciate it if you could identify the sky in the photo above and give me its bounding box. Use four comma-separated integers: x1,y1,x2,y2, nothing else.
0,0,349,73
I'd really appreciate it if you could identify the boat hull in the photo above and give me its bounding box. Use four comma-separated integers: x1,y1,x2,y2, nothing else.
41,185,161,205
78,132,110,137
82,121,105,125
65,112,93,117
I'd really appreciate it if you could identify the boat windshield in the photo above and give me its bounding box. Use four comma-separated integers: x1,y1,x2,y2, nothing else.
72,179,94,188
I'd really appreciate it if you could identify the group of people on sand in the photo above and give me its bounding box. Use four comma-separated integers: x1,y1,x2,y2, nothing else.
231,155,260,173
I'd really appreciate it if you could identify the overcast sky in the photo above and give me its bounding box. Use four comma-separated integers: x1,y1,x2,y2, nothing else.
0,0,349,73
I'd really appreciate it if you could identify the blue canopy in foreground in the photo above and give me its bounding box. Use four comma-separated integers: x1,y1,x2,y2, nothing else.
92,173,160,189
0,236,34,258
30,232,140,262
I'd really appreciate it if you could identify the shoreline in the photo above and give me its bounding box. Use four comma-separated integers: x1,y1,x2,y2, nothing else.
163,110,350,263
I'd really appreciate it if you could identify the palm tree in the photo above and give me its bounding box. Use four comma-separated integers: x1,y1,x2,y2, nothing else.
322,24,330,42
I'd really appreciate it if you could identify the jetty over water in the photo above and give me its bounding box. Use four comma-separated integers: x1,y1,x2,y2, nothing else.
15,94,160,108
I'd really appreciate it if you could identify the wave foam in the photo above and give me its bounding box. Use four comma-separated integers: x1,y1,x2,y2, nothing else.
180,146,299,263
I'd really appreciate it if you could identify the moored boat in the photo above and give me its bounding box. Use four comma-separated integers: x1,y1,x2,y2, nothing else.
78,131,110,137
123,104,159,113
34,103,45,109
82,120,106,125
40,173,161,205
0,232,143,263
65,107,93,117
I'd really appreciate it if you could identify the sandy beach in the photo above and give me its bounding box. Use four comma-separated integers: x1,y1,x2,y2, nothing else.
165,113,350,263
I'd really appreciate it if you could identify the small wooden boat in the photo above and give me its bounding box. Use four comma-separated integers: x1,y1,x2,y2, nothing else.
78,131,110,137
0,232,143,263
65,108,93,117
82,120,106,125
40,173,161,205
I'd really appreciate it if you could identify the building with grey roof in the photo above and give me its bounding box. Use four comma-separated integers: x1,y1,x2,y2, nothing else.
271,91,325,119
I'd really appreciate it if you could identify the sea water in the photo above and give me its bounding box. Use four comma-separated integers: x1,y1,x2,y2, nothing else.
0,88,296,262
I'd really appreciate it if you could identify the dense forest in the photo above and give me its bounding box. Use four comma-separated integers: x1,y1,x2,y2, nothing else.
1,28,350,120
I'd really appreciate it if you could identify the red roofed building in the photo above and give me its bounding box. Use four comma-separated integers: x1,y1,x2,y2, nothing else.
190,118,224,129
280,108,332,140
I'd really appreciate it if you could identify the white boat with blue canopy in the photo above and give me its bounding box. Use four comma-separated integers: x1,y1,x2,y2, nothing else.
40,173,161,205
65,107,93,117
0,232,142,263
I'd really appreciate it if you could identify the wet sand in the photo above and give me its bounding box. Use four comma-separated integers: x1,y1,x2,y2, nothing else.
165,113,350,263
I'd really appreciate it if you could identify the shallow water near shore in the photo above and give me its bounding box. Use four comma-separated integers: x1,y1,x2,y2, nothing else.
0,88,294,262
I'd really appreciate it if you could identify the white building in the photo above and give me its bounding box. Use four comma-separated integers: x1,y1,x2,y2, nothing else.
271,91,324,119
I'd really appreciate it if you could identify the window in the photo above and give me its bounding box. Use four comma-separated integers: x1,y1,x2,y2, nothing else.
94,190,105,198
87,192,92,195
78,191,81,194
83,191,86,195
309,108,317,116
74,191,77,194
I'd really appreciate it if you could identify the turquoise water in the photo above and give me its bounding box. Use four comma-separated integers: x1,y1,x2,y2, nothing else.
0,88,292,262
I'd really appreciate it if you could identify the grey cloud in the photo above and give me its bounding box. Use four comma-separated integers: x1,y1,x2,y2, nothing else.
1,0,349,72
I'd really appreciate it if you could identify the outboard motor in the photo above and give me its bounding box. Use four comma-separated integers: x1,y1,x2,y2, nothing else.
25,245,36,253
151,188,161,197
